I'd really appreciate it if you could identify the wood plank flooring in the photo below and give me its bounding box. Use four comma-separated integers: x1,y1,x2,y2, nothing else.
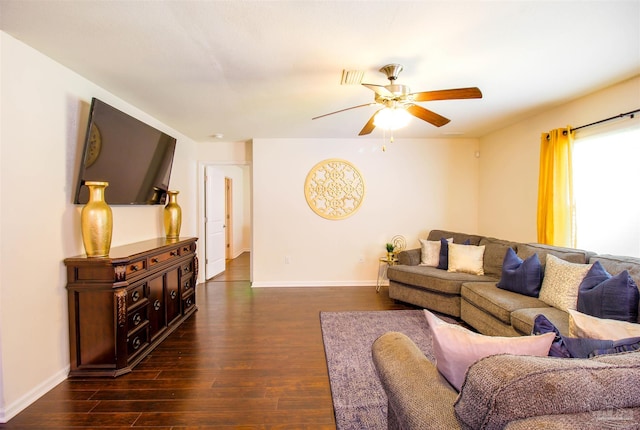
1,253,416,429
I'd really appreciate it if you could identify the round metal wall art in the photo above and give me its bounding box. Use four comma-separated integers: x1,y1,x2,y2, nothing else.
304,158,365,220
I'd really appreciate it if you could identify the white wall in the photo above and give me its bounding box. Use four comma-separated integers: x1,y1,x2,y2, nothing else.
0,32,199,422
478,76,640,242
251,137,480,286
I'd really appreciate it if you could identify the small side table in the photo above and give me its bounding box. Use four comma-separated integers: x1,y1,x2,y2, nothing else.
376,256,398,292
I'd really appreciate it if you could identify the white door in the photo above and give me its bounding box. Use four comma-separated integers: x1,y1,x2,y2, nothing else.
205,166,226,279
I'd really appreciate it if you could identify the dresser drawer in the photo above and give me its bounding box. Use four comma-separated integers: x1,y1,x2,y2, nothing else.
182,275,194,294
126,258,147,277
127,306,148,332
179,242,195,256
180,260,194,276
148,248,180,268
127,328,149,359
183,292,196,313
127,284,147,308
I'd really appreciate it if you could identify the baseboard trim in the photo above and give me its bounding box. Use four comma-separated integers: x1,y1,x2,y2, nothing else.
0,366,69,423
251,280,381,288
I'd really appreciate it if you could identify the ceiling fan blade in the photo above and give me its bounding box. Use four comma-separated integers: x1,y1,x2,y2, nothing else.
362,83,395,98
312,103,377,120
410,87,482,102
406,105,450,127
358,110,380,135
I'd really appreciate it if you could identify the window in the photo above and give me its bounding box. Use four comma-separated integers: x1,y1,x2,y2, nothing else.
573,123,640,257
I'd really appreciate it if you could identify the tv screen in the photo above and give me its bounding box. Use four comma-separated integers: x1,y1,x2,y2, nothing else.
74,98,177,205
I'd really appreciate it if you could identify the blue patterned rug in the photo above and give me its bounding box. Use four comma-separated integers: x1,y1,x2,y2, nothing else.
320,310,436,430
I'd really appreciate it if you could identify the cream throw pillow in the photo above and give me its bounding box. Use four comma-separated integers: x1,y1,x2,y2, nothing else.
447,243,485,275
538,254,592,312
420,238,452,266
568,309,640,340
424,310,554,391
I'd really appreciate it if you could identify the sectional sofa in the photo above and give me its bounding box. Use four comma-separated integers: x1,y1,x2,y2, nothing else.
376,229,640,429
387,229,640,336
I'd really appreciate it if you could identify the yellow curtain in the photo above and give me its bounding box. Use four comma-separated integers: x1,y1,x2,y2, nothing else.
537,127,575,247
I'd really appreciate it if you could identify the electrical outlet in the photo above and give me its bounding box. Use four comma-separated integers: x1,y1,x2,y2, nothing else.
284,255,291,264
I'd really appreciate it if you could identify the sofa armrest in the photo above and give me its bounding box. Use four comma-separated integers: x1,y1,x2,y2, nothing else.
372,332,461,430
455,352,640,430
397,248,421,266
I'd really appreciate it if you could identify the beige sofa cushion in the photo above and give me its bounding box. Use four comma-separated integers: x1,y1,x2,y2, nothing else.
461,282,549,325
511,306,570,336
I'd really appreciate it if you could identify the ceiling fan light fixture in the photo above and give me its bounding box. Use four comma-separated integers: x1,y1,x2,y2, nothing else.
373,107,411,130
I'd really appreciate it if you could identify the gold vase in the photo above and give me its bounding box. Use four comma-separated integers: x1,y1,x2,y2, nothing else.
81,181,113,258
163,190,182,239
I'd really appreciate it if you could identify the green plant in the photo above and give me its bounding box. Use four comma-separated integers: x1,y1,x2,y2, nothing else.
385,243,395,252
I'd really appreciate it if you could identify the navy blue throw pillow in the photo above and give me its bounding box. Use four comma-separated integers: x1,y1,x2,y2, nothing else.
532,314,640,358
577,261,639,322
437,237,449,270
496,248,542,297
437,238,471,270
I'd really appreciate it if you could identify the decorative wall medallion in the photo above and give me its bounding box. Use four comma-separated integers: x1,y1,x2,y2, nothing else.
304,158,365,220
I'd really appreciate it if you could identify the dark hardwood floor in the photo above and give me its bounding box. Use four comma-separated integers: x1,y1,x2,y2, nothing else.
2,252,415,429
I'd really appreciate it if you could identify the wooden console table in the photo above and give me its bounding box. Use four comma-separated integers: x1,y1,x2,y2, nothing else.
65,237,198,377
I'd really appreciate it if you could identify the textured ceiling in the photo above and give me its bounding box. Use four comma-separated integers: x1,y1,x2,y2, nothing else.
1,0,639,142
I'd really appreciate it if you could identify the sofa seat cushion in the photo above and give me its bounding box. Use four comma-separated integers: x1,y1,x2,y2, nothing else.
511,306,570,336
454,351,640,430
387,265,496,296
461,282,549,325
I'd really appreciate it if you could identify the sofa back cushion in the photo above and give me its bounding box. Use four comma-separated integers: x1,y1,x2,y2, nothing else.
478,237,519,278
427,230,483,246
517,243,594,272
454,351,640,429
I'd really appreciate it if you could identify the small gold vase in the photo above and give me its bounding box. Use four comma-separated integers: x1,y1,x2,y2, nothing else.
81,181,113,258
163,190,182,239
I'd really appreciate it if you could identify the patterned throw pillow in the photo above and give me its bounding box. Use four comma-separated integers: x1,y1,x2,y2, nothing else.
538,254,592,312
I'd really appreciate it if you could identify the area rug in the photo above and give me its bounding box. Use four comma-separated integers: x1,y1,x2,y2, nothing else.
320,309,436,430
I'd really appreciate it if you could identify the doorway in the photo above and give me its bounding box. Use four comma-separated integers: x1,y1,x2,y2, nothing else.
202,163,251,282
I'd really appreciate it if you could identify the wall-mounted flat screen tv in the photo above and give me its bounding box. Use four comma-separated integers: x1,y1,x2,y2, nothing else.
74,98,177,205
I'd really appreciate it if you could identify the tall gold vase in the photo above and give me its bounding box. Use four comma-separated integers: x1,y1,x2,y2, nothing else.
81,181,113,257
164,190,182,239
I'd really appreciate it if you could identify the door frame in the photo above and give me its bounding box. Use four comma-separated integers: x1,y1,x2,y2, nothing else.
197,161,252,283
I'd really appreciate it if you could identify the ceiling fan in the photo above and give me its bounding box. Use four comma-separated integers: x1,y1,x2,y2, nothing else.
312,64,482,135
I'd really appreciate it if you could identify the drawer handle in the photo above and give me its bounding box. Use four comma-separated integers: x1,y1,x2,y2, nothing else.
186,298,193,307
132,291,140,302
130,265,139,272
184,280,191,289
183,265,191,273
132,336,141,350
133,313,142,326
151,258,159,264
153,300,161,311
170,251,177,256
170,290,177,300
